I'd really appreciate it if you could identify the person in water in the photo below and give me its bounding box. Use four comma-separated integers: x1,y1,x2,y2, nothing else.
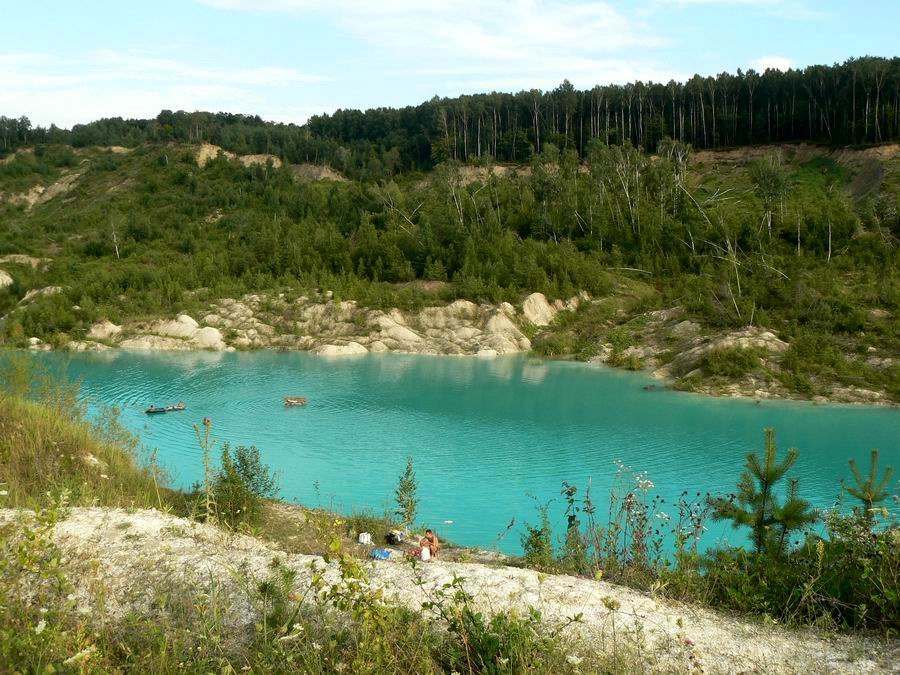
420,529,440,558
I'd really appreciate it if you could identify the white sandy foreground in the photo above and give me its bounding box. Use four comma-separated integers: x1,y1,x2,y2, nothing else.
6,508,897,674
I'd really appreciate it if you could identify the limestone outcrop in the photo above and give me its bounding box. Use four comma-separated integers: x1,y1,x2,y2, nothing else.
87,320,122,341
662,326,790,378
109,292,570,357
119,313,227,351
315,342,368,356
19,286,64,305
522,292,557,326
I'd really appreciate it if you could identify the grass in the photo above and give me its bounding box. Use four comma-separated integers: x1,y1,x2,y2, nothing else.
0,393,164,510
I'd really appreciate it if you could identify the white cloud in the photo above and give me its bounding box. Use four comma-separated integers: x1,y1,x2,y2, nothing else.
658,0,823,19
750,55,794,72
0,50,328,127
198,0,681,91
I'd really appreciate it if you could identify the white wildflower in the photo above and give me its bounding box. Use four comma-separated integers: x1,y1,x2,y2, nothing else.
0,490,8,497
100,474,109,480
35,619,47,634
64,645,98,665
312,642,322,651
566,654,583,665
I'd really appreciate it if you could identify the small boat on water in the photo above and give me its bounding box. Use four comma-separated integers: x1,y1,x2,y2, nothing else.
145,402,186,415
283,396,308,407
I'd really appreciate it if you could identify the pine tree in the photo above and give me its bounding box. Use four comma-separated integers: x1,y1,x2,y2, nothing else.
709,429,817,556
394,456,419,532
846,449,894,524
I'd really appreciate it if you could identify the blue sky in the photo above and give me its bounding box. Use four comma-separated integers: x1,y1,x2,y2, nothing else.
2,0,897,128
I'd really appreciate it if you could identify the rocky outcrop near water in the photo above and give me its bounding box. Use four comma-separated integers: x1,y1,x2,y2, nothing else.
77,291,580,357
583,306,894,406
118,314,227,351
196,294,537,356
63,291,894,406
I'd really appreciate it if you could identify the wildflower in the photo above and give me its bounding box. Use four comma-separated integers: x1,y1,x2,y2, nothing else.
312,642,322,651
100,474,109,480
35,619,47,634
64,645,97,665
566,654,583,666
0,490,8,497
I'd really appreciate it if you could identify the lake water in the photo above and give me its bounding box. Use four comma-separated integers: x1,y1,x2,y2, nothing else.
39,351,899,554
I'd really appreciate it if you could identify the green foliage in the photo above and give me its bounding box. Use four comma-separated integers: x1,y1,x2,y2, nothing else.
393,456,419,530
708,429,817,556
521,499,554,569
423,574,582,674
213,443,280,528
846,449,895,523
515,438,897,632
700,346,763,378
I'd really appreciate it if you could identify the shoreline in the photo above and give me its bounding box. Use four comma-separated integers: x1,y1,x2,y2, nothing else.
15,290,897,410
23,344,899,410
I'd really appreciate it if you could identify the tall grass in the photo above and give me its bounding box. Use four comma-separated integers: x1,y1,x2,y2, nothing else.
0,355,163,509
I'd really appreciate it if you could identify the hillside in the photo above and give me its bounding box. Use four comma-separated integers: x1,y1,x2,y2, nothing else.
0,134,898,403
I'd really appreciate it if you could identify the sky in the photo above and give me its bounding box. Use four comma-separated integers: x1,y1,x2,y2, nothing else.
1,0,897,128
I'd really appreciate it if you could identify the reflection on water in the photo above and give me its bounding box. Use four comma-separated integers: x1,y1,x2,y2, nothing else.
35,351,900,554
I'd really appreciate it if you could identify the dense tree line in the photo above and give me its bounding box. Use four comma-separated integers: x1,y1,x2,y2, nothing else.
3,57,899,180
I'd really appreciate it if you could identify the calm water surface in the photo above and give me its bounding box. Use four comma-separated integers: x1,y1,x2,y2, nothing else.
42,352,899,554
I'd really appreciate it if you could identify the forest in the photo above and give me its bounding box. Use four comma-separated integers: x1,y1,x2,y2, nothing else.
2,57,900,180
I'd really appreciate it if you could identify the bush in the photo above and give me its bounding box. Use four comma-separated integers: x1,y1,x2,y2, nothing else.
521,500,554,569
700,346,763,378
213,444,279,528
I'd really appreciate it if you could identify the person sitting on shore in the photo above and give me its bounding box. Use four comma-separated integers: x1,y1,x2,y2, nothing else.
420,529,440,559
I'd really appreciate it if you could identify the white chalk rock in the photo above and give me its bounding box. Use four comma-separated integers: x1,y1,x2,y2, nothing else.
522,292,557,327
193,326,226,350
315,342,368,356
87,319,122,341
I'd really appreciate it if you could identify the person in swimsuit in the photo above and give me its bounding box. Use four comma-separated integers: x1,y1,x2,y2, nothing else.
420,529,440,558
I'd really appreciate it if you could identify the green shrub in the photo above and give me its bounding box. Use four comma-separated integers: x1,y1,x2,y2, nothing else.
393,456,419,531
700,346,763,378
213,443,279,528
521,500,554,569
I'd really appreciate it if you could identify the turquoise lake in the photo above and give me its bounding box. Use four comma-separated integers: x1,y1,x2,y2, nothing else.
40,352,899,554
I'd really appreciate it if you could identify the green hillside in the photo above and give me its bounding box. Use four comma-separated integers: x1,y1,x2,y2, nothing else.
0,134,898,401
